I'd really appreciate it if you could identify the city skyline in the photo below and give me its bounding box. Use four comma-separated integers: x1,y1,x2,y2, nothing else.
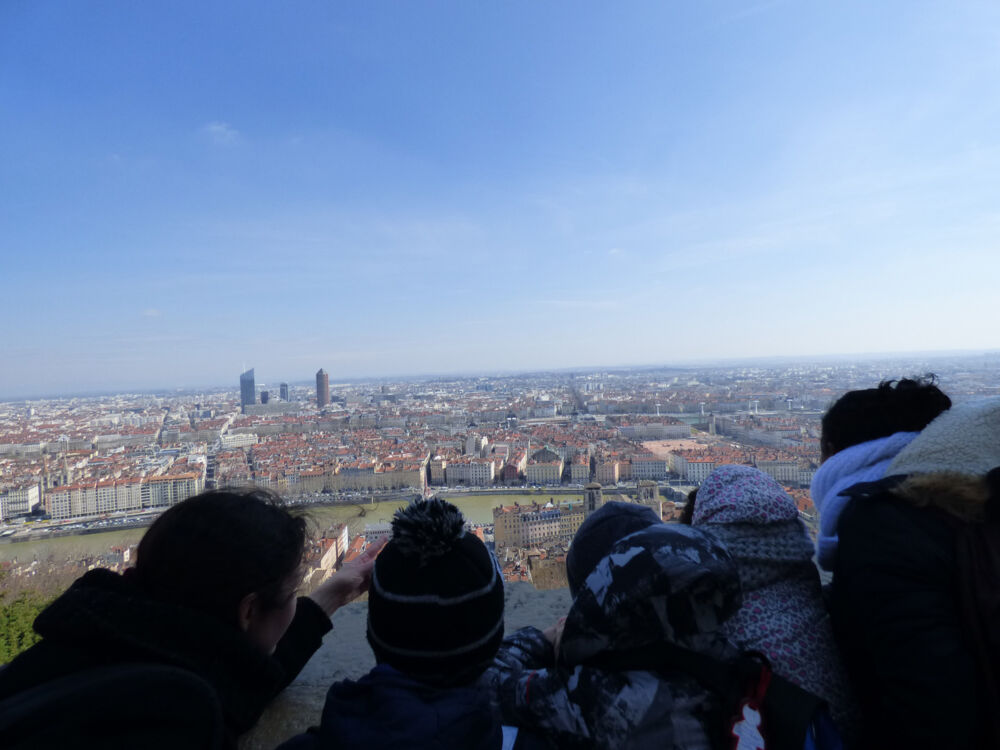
4,2,1000,396
4,354,997,528
2,347,999,403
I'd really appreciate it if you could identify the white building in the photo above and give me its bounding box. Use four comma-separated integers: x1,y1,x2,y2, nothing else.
631,456,668,480
525,460,564,485
319,524,350,570
364,522,393,543
220,432,258,449
756,460,800,484
0,483,41,522
47,473,205,520
684,459,717,484
467,458,496,486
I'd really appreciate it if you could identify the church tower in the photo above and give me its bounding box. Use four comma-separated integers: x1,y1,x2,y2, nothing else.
584,482,603,517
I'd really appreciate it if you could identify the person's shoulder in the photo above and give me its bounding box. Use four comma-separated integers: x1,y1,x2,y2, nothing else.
841,474,957,533
839,475,926,531
837,475,957,579
0,662,224,750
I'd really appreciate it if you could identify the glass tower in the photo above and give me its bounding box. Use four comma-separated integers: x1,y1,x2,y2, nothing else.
240,368,256,411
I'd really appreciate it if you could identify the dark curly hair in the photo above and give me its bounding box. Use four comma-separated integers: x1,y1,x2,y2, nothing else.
679,488,697,525
821,375,952,461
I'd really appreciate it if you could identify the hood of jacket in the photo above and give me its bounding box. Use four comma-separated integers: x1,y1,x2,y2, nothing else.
693,464,799,526
29,568,285,733
889,397,1000,479
846,472,997,523
316,664,500,750
558,523,741,667
875,397,1000,522
692,465,815,591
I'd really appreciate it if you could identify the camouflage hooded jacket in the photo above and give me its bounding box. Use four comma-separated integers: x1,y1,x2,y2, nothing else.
485,523,742,750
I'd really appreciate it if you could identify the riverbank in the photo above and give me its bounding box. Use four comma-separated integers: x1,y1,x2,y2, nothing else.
0,491,588,563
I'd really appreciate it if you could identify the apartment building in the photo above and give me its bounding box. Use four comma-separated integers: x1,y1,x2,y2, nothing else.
569,454,591,484
364,522,393,543
594,458,620,485
319,523,350,570
755,459,800,484
525,459,564,485
429,457,448,486
220,432,258,449
44,471,205,519
444,456,495,486
143,473,205,509
631,455,668,480
684,458,717,484
559,503,585,539
0,482,41,521
494,502,583,548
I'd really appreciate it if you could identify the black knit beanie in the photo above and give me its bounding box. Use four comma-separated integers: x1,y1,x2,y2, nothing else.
367,498,505,685
566,501,661,597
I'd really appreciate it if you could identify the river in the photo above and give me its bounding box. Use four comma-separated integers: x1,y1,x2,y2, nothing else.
0,492,586,563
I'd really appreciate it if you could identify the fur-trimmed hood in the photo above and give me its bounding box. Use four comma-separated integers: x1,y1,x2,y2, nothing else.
845,471,1000,524
889,397,1000,479
890,471,1000,523
880,396,1000,523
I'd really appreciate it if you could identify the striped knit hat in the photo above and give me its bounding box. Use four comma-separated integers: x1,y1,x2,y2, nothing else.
367,497,505,685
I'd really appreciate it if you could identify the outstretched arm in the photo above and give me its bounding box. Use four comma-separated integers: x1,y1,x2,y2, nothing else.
307,537,387,616
271,537,388,691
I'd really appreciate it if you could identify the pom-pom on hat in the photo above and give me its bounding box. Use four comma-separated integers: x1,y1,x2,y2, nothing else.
367,497,504,685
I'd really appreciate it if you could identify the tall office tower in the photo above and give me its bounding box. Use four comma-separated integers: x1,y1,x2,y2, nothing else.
279,383,289,401
240,368,256,412
260,390,270,404
316,369,330,408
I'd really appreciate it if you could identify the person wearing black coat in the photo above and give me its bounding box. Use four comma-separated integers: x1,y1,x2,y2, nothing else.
0,489,380,750
829,398,1000,750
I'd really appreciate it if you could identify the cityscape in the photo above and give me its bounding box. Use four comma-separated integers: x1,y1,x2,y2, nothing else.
4,3,1000,746
3,352,999,593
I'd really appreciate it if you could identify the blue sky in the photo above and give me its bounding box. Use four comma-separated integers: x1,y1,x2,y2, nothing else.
2,1,999,396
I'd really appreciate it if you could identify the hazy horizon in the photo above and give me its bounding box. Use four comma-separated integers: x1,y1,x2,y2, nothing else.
4,1,999,396
3,346,997,403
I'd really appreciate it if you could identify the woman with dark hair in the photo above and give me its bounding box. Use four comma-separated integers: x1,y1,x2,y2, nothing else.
829,398,1000,748
0,488,380,750
810,376,950,571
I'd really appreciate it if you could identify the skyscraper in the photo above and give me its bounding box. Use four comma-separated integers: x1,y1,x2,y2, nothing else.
260,390,270,404
240,368,255,412
316,368,330,408
279,383,289,401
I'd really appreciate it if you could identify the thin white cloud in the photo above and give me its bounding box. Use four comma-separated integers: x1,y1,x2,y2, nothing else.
141,308,161,318
203,121,241,146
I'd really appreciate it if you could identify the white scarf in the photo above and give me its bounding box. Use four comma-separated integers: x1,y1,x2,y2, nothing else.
810,431,918,571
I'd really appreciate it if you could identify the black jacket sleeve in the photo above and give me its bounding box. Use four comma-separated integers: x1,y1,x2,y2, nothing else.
832,496,977,750
271,597,333,693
